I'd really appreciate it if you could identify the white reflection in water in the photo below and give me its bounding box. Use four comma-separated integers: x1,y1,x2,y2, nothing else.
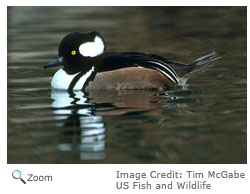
51,89,106,160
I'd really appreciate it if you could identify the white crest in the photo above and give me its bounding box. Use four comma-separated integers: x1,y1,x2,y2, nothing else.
79,36,105,57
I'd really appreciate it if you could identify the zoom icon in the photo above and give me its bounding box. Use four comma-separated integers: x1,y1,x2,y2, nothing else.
12,170,26,184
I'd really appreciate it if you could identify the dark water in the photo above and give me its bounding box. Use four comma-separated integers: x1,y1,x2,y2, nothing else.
7,7,246,164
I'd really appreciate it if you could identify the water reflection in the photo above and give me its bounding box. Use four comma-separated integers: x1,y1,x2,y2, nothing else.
50,89,183,161
51,90,106,160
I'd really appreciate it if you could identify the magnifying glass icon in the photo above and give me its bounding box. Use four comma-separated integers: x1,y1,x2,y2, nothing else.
12,170,26,184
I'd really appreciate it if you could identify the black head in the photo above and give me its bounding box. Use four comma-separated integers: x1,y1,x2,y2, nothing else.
44,31,106,74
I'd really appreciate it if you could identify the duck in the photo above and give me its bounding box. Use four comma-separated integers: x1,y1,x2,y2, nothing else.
44,31,219,91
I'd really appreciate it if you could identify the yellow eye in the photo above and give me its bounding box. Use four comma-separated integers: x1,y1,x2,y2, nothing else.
71,50,76,55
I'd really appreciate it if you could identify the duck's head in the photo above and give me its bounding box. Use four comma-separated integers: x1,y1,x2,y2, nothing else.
44,31,105,74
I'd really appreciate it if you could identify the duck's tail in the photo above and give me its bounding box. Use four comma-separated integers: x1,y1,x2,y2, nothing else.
188,52,220,73
170,52,220,85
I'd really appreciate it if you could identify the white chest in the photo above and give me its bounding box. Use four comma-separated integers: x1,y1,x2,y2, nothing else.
51,67,95,90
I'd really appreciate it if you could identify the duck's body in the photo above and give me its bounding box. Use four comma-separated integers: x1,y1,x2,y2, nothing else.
44,32,218,91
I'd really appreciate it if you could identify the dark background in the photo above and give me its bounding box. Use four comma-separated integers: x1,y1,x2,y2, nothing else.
8,7,247,164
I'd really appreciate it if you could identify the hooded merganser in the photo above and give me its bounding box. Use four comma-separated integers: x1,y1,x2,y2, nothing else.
44,31,219,91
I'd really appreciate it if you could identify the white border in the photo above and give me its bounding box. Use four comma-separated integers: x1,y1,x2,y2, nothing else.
3,0,248,6
1,1,249,194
